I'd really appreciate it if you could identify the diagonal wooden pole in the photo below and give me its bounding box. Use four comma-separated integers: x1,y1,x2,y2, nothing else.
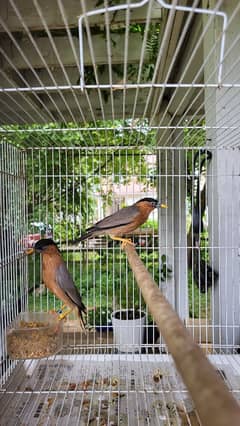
123,243,240,426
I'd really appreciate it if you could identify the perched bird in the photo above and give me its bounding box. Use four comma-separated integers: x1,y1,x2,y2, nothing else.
187,150,218,293
79,198,167,245
26,239,86,329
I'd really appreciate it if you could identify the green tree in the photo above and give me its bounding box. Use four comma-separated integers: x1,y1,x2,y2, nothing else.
4,121,157,242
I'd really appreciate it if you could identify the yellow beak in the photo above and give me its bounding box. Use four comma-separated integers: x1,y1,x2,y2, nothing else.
24,248,35,255
160,203,168,209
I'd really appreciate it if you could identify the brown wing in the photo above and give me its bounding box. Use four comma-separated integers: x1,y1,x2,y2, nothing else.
56,263,86,313
87,204,140,232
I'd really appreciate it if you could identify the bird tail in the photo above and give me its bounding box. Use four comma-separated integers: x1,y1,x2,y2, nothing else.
79,227,95,242
77,300,87,330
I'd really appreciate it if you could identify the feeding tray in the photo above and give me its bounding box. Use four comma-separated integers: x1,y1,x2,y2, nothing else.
7,312,63,359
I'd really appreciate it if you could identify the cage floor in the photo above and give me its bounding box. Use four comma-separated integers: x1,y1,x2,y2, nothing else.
1,353,240,426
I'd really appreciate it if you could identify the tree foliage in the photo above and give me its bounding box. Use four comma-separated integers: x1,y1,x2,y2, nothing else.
4,121,157,242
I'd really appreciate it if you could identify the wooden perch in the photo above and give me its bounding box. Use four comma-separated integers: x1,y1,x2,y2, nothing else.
123,243,240,426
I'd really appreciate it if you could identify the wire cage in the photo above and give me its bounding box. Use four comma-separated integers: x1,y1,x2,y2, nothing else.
1,0,240,424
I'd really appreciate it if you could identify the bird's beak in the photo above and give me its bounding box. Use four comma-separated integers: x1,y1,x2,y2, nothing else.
24,247,35,255
159,203,168,209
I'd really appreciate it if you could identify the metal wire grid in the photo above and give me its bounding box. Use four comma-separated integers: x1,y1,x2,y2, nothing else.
0,1,239,148
78,0,227,89
25,145,159,346
0,143,239,403
0,1,240,422
0,143,28,387
0,352,196,425
1,351,240,425
12,145,236,351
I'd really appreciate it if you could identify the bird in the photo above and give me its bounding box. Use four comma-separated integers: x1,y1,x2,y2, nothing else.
79,198,167,246
25,239,86,329
187,150,218,293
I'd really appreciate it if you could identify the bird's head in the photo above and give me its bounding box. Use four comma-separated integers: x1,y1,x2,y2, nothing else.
24,238,59,255
136,198,167,210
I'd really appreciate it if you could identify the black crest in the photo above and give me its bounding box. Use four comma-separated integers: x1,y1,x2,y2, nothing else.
136,198,158,206
34,238,59,251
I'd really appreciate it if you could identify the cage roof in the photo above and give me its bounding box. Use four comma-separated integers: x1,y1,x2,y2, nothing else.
0,1,239,148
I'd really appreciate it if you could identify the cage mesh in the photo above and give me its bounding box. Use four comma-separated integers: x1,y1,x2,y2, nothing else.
1,0,240,424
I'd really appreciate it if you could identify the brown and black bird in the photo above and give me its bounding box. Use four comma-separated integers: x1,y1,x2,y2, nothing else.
79,198,167,246
26,239,86,329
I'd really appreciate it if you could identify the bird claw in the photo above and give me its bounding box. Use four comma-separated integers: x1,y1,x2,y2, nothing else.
57,306,72,321
120,238,135,249
110,236,135,248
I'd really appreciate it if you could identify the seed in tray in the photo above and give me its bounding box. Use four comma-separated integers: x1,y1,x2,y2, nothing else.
166,402,177,417
47,398,54,408
111,377,119,386
153,368,163,382
79,376,119,390
89,415,118,426
7,320,61,359
19,320,48,328
152,400,164,410
68,382,77,390
100,400,109,409
111,392,125,400
82,399,90,411
80,379,92,390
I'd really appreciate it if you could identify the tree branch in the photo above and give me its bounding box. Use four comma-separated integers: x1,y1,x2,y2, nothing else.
123,243,240,426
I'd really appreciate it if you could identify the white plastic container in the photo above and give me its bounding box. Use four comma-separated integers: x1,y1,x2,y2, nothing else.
111,309,146,353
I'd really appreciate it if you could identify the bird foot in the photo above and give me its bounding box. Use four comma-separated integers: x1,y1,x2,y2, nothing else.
120,238,135,249
57,306,72,321
110,236,135,248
